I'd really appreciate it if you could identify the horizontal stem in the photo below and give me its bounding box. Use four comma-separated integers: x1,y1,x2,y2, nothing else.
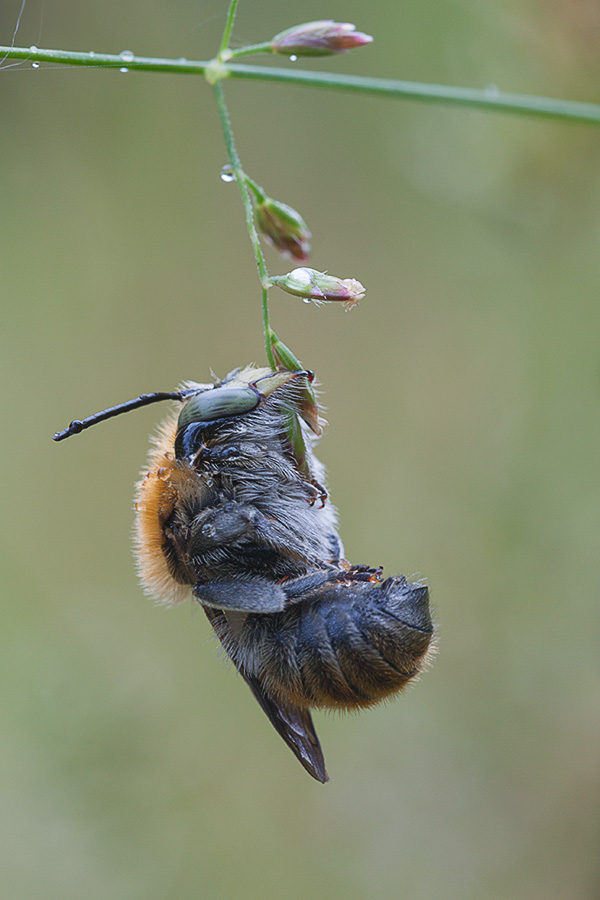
2,45,600,126
227,64,600,126
0,45,209,74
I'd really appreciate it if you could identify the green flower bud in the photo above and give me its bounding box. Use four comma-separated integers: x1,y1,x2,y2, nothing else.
271,21,374,57
256,198,311,262
270,267,365,310
270,334,321,435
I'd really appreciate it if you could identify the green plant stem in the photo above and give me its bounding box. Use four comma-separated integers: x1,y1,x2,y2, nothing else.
212,81,275,367
242,174,267,204
228,43,273,59
225,64,600,126
3,46,600,126
219,0,240,57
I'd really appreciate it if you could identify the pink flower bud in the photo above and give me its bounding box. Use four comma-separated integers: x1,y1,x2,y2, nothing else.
270,268,365,310
271,21,373,57
256,198,311,262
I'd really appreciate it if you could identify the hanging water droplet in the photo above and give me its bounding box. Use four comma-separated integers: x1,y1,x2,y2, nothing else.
485,83,500,99
289,55,298,62
220,164,235,183
120,67,129,74
302,298,312,304
120,50,134,62
31,61,40,68
29,45,38,52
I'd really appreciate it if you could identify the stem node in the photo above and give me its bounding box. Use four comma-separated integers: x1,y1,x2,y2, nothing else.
205,58,229,84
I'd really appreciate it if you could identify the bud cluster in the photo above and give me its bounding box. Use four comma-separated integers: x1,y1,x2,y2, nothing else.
227,19,370,365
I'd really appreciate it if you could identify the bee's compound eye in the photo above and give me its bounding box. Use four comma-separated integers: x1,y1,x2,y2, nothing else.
175,385,261,460
177,386,260,430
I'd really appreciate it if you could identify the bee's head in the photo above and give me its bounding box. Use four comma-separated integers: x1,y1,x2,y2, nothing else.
174,366,312,460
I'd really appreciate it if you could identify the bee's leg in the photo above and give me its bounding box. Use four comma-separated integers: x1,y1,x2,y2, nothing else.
281,569,342,602
327,531,345,565
189,502,259,551
281,564,385,604
190,501,319,565
193,577,287,613
306,478,328,508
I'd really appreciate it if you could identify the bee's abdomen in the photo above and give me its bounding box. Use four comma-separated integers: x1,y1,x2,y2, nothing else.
244,576,434,710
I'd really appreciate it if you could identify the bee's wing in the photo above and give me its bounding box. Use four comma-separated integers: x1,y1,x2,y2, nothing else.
202,607,329,783
243,671,329,783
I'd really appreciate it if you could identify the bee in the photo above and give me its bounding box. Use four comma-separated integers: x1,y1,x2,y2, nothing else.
54,365,433,782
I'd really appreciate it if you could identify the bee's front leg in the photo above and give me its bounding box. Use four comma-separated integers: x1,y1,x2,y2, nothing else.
306,478,328,508
189,500,319,566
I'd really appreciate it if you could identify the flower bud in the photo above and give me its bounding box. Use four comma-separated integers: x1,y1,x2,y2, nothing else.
256,198,311,262
270,333,321,435
271,21,373,57
270,267,365,310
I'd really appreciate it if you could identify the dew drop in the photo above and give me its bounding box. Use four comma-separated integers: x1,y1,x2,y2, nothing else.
220,164,235,183
29,45,38,52
485,83,500,99
302,298,312,304
89,51,96,58
120,50,134,62
120,67,129,74
31,61,40,68
289,55,298,62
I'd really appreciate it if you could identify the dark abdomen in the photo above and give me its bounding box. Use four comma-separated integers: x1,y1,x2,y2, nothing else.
238,576,434,710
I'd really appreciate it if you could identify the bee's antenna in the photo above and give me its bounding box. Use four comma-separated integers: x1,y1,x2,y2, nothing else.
53,390,196,442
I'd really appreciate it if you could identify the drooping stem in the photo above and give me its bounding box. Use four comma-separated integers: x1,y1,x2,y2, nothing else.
261,285,275,365
219,0,240,58
212,80,275,367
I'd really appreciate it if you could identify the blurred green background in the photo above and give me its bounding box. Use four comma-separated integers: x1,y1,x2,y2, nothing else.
2,1,599,898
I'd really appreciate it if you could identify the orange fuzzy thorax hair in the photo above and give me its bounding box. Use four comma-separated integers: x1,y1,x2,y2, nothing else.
133,410,193,606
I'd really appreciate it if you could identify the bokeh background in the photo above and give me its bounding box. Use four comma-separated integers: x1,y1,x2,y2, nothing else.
2,1,599,898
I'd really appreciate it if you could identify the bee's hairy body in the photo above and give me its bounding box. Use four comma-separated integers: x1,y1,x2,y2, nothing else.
135,379,341,601
134,366,433,781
